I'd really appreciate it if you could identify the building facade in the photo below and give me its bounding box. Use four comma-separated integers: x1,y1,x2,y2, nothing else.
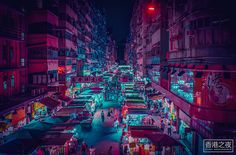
126,0,236,154
0,1,28,109
0,0,115,134
27,0,59,94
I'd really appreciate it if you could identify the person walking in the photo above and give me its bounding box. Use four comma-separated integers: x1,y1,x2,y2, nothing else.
81,141,88,155
108,146,113,155
107,110,111,118
168,123,172,136
89,145,96,155
101,111,105,122
161,120,165,132
114,119,119,132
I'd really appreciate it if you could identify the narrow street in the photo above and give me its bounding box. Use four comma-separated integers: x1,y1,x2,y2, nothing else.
0,0,236,155
76,101,122,155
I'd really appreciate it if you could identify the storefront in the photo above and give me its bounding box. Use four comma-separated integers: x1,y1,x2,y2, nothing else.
170,69,194,103
178,110,193,152
1,107,27,136
126,113,153,127
32,102,47,120
121,135,156,155
148,94,178,132
161,98,177,128
121,127,181,155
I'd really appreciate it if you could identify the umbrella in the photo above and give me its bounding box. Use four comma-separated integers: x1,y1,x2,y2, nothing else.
23,121,52,131
0,138,37,154
3,129,33,142
0,130,37,154
42,116,68,124
23,121,52,137
21,121,53,139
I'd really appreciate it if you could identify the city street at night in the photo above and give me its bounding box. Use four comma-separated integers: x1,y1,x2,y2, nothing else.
1,0,236,155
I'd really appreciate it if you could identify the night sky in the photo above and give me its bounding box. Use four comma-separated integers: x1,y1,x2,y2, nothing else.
95,0,135,62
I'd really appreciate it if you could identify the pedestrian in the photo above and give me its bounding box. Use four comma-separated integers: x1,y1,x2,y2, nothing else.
114,119,119,132
168,123,172,136
101,110,105,122
151,118,155,125
108,146,113,155
107,110,111,118
161,120,165,132
89,145,96,155
81,141,88,155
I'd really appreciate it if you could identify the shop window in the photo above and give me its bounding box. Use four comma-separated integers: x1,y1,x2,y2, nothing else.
171,69,194,103
20,58,25,66
11,75,14,87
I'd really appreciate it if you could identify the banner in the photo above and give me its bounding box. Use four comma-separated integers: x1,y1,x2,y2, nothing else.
71,76,103,83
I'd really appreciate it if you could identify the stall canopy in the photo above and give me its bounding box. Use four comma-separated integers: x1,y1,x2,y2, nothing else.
40,133,73,146
69,100,88,107
127,108,150,114
148,92,164,100
23,121,52,131
0,130,38,154
55,106,84,117
11,108,25,125
130,128,180,146
58,95,72,103
42,116,69,124
40,97,60,109
146,133,181,146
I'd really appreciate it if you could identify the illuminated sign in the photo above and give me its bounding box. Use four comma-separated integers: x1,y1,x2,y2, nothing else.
71,76,103,83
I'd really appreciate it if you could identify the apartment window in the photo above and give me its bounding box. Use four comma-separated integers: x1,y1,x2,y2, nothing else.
11,75,15,87
21,58,25,66
3,81,7,90
21,32,25,40
2,45,7,60
33,75,37,84
21,85,25,93
42,75,47,84
10,47,13,60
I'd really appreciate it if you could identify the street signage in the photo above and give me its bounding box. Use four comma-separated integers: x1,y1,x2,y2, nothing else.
71,76,103,83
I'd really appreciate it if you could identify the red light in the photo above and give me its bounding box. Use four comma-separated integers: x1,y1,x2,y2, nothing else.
148,6,155,11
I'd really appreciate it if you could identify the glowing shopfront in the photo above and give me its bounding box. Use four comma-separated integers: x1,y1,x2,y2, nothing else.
170,69,194,103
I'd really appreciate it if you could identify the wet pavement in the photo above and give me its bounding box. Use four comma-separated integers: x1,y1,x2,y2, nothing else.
75,101,122,155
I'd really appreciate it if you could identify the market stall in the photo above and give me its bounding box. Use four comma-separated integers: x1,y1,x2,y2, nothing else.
36,133,76,155
121,127,181,155
121,127,160,155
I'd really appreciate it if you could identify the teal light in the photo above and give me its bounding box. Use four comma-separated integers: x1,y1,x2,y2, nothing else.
171,69,194,103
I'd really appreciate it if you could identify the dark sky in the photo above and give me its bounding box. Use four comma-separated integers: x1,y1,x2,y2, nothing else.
95,0,135,62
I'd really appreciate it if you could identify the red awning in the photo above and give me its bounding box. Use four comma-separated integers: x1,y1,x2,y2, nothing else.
146,133,181,146
40,97,60,109
40,133,73,145
130,128,180,146
11,108,26,125
55,107,84,116
58,95,72,102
